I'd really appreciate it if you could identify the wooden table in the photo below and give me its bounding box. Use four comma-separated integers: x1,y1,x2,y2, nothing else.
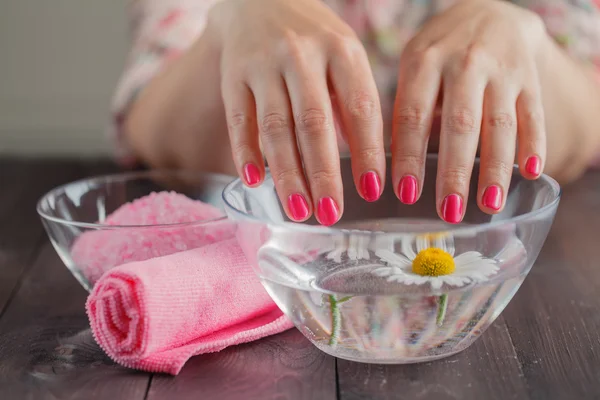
0,157,599,400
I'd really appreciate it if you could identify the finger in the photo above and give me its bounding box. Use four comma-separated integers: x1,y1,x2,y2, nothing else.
516,84,546,180
477,82,518,213
283,59,343,226
437,71,486,224
391,47,442,205
221,77,264,187
328,39,385,202
249,73,313,222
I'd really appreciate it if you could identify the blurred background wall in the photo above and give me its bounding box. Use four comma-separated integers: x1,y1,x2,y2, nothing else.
0,1,129,157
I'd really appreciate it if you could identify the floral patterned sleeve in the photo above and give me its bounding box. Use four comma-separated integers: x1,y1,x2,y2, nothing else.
517,0,600,74
108,0,220,166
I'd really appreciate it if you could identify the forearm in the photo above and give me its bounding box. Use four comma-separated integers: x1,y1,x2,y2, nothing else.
123,32,236,175
539,37,600,183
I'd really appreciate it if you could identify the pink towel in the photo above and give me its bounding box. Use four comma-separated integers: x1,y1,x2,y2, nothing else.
86,238,293,375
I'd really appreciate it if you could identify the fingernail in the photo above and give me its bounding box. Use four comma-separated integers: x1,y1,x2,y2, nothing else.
525,156,541,177
243,163,261,186
482,185,502,211
441,194,463,224
398,175,417,205
288,194,309,221
360,171,381,202
317,197,339,226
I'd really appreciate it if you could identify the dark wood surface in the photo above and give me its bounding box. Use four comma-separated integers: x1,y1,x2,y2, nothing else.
0,157,598,400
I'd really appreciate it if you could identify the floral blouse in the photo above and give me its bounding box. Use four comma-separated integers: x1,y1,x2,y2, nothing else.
109,0,600,167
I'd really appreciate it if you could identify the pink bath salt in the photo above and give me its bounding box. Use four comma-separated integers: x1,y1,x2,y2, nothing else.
104,191,224,226
71,191,236,286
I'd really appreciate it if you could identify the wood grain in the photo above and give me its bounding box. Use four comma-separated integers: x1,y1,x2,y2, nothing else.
0,159,84,314
337,316,529,400
0,244,151,400
148,329,337,400
501,171,600,399
0,160,149,400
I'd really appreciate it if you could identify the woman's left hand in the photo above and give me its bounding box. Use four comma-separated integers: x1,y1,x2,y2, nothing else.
392,0,550,223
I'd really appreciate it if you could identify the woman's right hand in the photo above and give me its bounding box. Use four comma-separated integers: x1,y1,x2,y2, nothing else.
207,0,385,226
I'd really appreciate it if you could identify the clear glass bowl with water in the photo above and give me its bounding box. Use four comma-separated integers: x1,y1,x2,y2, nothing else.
37,171,234,291
222,155,561,363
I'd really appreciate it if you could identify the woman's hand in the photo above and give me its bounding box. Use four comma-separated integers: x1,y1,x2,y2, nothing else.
392,0,550,223
208,0,385,226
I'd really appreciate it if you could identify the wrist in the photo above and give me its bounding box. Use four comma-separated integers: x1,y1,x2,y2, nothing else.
205,0,247,48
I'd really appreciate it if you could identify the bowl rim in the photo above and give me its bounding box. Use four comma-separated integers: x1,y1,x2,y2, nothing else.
222,154,562,236
36,169,234,229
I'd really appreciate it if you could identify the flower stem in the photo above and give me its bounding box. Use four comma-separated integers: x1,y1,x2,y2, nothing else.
328,295,353,346
328,295,342,347
436,294,448,327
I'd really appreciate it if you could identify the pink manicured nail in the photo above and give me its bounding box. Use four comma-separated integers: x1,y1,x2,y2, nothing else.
525,156,541,177
482,185,502,211
317,197,339,226
360,171,381,202
398,175,417,205
243,163,261,186
288,194,309,221
441,194,463,224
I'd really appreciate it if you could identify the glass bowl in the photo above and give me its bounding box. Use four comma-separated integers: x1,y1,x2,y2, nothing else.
37,170,235,291
222,154,560,363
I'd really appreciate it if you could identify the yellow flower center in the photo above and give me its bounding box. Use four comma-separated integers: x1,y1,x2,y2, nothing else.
412,248,455,277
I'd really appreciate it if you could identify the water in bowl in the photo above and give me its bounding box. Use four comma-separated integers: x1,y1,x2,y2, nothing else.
258,219,528,363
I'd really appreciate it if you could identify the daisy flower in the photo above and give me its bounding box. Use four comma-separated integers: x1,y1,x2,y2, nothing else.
373,233,499,290
373,233,499,326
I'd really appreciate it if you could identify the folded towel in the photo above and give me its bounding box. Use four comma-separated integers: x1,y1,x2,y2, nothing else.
86,238,293,375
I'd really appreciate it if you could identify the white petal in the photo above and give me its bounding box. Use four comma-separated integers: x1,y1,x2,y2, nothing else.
416,236,428,253
401,274,430,286
326,250,343,263
373,266,404,277
358,236,371,259
430,278,443,289
433,236,446,252
347,247,357,260
401,238,417,260
445,236,456,256
375,249,411,268
417,275,431,285
347,235,359,260
442,275,470,287
372,267,393,277
358,248,369,260
453,251,486,266
453,256,499,283
396,276,415,285
455,257,498,273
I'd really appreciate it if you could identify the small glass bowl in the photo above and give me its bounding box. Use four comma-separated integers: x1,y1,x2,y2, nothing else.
222,154,560,363
37,170,235,291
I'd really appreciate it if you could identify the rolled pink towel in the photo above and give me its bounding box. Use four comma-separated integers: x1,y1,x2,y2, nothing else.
86,238,293,375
